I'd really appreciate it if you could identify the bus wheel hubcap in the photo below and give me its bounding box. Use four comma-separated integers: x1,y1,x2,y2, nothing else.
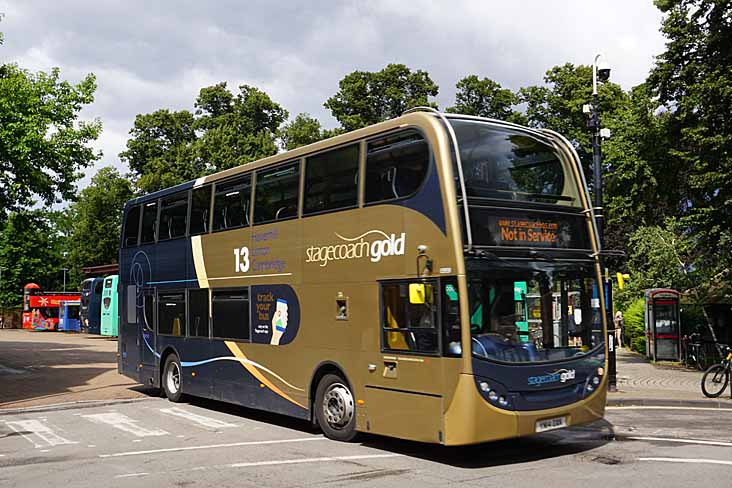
323,383,353,429
167,362,180,394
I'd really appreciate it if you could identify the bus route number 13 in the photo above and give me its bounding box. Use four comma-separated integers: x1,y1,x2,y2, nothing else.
234,246,250,273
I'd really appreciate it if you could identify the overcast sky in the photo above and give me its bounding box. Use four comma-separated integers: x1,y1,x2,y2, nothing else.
1,0,667,188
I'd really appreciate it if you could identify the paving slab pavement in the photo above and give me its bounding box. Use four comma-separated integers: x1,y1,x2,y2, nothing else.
608,346,732,407
0,329,149,410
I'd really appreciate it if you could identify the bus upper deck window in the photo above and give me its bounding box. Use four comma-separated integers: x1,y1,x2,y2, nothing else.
190,185,213,235
159,192,189,241
253,162,300,224
123,205,141,247
303,144,359,215
213,177,251,231
140,201,158,244
366,131,429,204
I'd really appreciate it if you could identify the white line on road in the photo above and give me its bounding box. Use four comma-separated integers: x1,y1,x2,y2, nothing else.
229,453,402,468
82,412,168,437
158,407,237,430
113,453,402,479
5,420,77,448
115,472,150,478
639,457,732,466
99,436,326,458
626,436,732,447
609,406,732,412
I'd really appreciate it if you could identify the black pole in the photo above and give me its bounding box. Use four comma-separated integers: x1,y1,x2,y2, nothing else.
592,91,617,392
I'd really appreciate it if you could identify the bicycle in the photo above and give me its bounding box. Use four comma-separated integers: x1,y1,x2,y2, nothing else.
701,344,732,398
682,333,707,371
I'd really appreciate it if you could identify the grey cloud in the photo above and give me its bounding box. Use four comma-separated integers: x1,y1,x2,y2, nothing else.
1,0,665,181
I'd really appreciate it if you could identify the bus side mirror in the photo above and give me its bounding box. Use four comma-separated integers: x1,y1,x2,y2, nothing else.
409,283,434,305
409,284,426,304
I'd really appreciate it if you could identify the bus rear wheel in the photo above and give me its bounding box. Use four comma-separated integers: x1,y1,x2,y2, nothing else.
315,374,357,442
162,354,185,403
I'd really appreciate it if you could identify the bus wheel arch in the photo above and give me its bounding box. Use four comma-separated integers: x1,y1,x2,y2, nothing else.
159,347,184,402
310,362,358,442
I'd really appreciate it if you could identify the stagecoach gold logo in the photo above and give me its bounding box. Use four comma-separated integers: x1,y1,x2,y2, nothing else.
305,230,406,267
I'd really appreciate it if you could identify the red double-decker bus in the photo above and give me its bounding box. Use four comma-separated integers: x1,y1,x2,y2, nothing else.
22,283,81,331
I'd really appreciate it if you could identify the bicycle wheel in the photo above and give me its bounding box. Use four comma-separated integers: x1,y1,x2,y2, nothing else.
701,364,729,398
696,348,707,371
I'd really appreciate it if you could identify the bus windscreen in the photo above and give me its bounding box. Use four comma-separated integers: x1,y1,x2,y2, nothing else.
450,120,579,206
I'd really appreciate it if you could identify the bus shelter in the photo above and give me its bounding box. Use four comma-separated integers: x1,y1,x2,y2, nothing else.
644,288,681,361
58,300,81,332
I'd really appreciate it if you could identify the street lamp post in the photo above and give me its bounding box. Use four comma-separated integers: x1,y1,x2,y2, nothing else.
590,53,617,392
62,268,68,293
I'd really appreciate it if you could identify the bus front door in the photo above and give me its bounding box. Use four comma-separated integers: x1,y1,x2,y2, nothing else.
139,288,157,387
362,279,450,444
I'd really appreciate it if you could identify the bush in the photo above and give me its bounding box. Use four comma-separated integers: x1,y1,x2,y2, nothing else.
623,298,646,355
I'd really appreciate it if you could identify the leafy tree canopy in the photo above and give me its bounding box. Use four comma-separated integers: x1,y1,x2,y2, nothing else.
325,63,438,132
0,211,67,307
447,75,522,122
649,0,732,273
0,65,102,222
194,83,287,172
121,83,287,194
66,166,134,285
279,113,328,151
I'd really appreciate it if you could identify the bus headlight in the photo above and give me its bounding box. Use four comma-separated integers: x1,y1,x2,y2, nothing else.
480,381,490,392
488,390,498,401
592,376,600,386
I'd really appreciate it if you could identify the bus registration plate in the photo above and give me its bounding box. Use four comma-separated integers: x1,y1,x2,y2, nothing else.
536,416,567,433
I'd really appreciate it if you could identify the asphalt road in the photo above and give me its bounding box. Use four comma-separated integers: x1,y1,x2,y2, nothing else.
2,397,731,487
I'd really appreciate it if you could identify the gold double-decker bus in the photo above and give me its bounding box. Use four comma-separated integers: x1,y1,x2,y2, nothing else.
118,109,608,445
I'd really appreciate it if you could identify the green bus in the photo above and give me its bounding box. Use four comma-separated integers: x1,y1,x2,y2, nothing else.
101,275,119,337
118,109,608,445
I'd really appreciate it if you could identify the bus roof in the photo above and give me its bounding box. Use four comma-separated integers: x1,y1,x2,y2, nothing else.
124,111,555,208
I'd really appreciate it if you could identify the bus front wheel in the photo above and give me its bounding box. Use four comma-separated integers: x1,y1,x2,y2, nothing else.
162,354,185,403
315,374,357,442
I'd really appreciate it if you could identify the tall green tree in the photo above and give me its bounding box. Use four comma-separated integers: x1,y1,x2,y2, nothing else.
279,113,327,151
121,83,287,194
325,63,438,132
66,167,134,285
648,0,732,274
0,211,66,306
0,64,101,222
119,109,200,194
447,75,522,122
194,83,287,172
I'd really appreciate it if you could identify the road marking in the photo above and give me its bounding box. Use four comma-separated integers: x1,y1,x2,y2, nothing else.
159,407,237,430
609,406,732,412
625,436,732,447
5,420,77,448
82,413,168,437
229,453,401,468
112,453,402,479
0,363,27,375
99,436,325,458
115,473,150,478
639,457,732,466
